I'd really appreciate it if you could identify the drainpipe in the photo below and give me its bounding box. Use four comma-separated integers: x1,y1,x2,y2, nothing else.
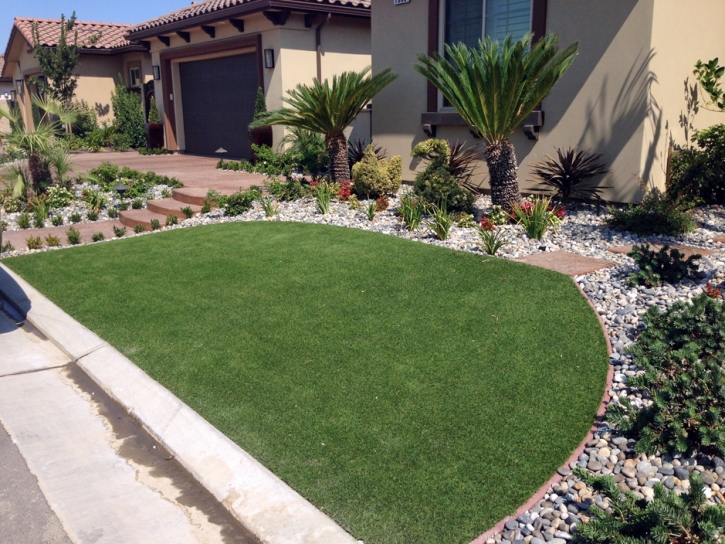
316,13,332,82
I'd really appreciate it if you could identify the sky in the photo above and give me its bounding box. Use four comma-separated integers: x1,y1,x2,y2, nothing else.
0,0,187,50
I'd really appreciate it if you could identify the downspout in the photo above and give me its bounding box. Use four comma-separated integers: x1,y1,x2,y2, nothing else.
316,13,332,82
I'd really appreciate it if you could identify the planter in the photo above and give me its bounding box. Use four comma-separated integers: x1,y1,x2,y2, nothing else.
248,125,273,163
144,123,164,150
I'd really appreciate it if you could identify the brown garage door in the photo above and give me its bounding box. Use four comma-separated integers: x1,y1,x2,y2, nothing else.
179,53,258,159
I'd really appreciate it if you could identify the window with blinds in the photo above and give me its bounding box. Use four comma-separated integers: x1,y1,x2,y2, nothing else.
444,0,532,47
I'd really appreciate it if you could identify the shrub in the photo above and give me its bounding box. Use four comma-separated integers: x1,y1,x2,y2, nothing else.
111,80,145,148
109,133,131,152
33,213,46,229
428,203,453,241
147,96,161,124
180,206,193,219
131,199,143,210
348,194,360,210
17,212,31,229
412,139,475,211
1,241,14,253
200,201,211,214
134,224,146,234
165,214,178,226
46,185,74,208
51,214,64,226
82,189,107,212
138,147,171,156
279,127,328,176
337,180,352,201
87,162,183,197
398,192,426,230
1,195,22,213
266,177,308,201
375,195,389,212
608,187,695,236
487,205,510,226
66,227,81,245
705,282,723,300
454,212,476,228
348,138,386,168
511,196,563,240
224,188,261,216
315,182,334,214
72,100,99,139
86,210,99,221
119,202,129,211
45,235,61,247
365,199,377,221
608,294,725,456
352,145,402,198
572,468,725,544
92,232,104,242
478,224,508,256
69,212,82,223
113,225,127,238
161,187,172,198
217,159,254,172
26,236,42,250
627,244,701,287
150,219,161,230
668,124,725,205
107,208,119,219
531,147,609,203
251,144,295,177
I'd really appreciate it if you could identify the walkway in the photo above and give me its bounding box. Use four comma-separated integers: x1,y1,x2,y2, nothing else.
0,301,259,544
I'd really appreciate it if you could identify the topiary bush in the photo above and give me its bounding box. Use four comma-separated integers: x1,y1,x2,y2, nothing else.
352,144,402,198
608,294,725,456
668,124,725,205
627,244,702,287
573,468,725,544
412,139,474,212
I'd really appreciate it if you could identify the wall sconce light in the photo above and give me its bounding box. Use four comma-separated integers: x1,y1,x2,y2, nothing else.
264,49,275,69
15,79,24,95
9,90,16,101
152,65,161,80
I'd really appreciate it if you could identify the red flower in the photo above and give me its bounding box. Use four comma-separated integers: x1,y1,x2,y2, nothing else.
480,217,496,231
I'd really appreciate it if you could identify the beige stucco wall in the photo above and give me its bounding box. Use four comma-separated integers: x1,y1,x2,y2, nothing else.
150,11,371,153
371,0,725,203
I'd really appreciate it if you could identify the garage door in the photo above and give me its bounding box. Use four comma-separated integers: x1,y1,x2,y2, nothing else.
179,53,258,159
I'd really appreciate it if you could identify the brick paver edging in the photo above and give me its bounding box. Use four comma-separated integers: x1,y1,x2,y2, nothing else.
470,279,615,544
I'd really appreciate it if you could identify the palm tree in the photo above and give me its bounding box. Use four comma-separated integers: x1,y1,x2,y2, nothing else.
251,66,397,182
415,34,578,211
0,94,78,193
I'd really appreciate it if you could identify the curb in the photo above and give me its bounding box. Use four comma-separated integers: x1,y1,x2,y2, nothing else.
469,278,615,544
0,264,357,544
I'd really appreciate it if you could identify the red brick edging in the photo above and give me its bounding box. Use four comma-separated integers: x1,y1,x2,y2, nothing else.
470,280,615,544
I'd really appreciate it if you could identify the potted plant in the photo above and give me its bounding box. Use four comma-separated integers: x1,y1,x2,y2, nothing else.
248,87,273,162
144,96,164,149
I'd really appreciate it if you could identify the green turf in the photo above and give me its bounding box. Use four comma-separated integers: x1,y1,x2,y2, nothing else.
3,222,609,543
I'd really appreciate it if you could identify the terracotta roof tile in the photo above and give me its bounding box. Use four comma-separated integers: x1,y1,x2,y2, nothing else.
131,0,370,34
14,17,136,50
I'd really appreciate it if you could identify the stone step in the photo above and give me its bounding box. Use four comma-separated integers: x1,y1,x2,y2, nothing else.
146,198,202,220
119,209,167,231
172,187,241,207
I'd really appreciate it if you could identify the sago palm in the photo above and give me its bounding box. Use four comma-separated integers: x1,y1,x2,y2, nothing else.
251,66,397,182
415,33,578,210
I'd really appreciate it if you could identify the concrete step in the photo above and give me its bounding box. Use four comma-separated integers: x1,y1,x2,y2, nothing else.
146,198,201,220
119,209,167,231
172,187,240,206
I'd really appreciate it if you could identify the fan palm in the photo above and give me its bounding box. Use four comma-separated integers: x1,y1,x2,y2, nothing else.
251,66,398,182
415,33,578,211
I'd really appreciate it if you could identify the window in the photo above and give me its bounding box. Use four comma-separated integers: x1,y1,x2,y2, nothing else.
129,67,141,88
445,0,532,48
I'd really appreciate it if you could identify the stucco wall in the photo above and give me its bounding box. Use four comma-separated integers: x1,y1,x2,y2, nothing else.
371,0,725,203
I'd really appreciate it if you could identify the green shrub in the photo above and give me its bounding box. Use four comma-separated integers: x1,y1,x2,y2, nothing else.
572,468,725,544
82,189,107,213
165,214,178,226
216,159,254,172
511,197,563,240
428,203,453,240
454,212,476,228
113,225,127,238
119,202,129,211
478,225,508,256
1,241,14,253
265,177,308,201
134,224,146,234
608,294,725,456
131,199,143,210
608,187,695,236
26,236,42,250
46,185,74,208
17,212,31,229
138,147,171,156
1,195,22,213
33,213,45,229
161,187,172,198
45,235,61,247
411,139,474,212
365,199,377,221
92,232,104,242
223,188,261,216
627,244,701,287
180,206,193,219
279,127,328,176
87,162,183,198
352,145,402,198
86,210,98,221
107,208,119,219
315,182,334,214
72,100,99,139
150,219,160,231
109,133,131,152
69,212,82,223
111,80,145,148
668,124,725,205
88,162,120,184
251,144,295,176
147,96,161,124
200,201,211,214
398,192,426,230
66,226,81,245
51,214,64,226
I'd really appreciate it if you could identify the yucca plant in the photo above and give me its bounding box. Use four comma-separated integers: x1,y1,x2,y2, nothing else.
348,138,386,168
531,147,609,204
260,196,279,217
251,67,397,182
415,34,578,211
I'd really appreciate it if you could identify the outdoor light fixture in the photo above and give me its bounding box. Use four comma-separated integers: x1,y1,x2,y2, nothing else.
216,147,228,163
14,79,24,95
9,90,16,101
153,65,161,80
113,183,129,198
264,49,275,69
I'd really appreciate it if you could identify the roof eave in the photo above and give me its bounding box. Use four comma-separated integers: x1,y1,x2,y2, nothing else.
1,26,21,79
127,0,369,40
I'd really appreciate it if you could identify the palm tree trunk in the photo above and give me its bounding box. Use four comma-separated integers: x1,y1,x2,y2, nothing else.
485,140,521,212
326,132,350,182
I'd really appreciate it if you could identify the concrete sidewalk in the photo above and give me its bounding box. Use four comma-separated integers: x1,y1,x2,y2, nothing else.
0,306,258,544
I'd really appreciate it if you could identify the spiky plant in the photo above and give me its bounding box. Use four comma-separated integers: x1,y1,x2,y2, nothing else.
448,140,483,193
348,138,386,168
531,147,609,203
251,67,397,182
415,34,578,211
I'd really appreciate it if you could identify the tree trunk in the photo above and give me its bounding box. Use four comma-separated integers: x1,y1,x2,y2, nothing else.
326,132,350,183
485,140,521,212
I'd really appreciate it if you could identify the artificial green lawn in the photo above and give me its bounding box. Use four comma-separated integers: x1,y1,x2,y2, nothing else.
4,222,609,543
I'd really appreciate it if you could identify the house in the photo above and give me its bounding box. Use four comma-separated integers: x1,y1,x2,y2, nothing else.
126,0,371,159
0,55,12,134
371,0,725,203
1,18,153,130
